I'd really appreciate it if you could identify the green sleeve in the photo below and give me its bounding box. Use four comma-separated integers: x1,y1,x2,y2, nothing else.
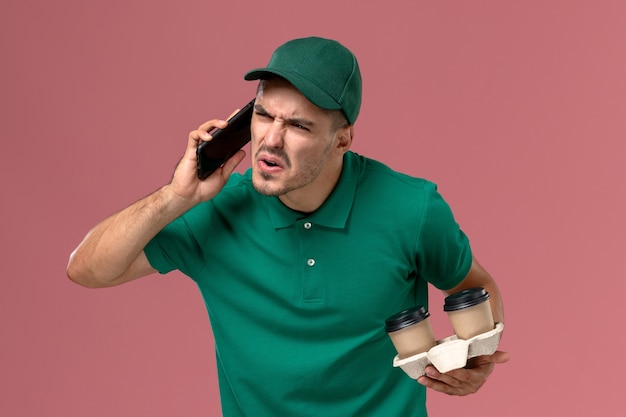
414,183,473,290
144,211,205,279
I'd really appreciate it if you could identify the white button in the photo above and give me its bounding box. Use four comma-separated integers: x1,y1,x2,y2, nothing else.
304,222,312,229
307,258,315,267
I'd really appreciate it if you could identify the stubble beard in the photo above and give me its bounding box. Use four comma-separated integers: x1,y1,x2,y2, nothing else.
252,146,333,198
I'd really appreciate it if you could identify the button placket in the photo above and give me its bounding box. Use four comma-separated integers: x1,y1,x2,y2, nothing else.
299,220,322,302
304,223,315,267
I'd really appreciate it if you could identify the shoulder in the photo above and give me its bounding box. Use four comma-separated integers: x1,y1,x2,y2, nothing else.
340,153,445,227
349,152,438,199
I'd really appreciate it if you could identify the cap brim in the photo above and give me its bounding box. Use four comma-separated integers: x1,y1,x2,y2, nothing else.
244,68,342,111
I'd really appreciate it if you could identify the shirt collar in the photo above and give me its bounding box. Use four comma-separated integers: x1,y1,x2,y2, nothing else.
265,152,359,230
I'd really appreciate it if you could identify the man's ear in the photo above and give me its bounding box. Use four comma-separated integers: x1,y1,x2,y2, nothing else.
336,126,354,153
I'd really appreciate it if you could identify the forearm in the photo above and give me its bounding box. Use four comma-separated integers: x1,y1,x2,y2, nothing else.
483,279,504,324
446,257,505,324
67,184,194,287
423,260,509,395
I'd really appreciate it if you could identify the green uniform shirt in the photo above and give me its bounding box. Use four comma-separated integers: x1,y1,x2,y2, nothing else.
145,151,472,416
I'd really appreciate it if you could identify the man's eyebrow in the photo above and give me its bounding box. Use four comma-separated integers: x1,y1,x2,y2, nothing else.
254,104,315,128
285,116,315,129
253,103,268,114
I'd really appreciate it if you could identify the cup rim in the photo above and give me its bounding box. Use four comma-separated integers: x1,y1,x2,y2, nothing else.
444,287,490,312
385,306,430,332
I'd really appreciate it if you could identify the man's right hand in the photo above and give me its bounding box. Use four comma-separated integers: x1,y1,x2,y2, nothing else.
167,115,246,207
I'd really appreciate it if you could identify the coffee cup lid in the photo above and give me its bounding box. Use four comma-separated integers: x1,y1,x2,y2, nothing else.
385,306,430,332
444,287,490,311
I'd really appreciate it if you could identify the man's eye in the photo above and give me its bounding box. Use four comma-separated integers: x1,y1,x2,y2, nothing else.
293,123,309,131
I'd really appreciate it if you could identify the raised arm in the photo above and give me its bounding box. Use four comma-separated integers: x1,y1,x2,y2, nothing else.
67,117,246,288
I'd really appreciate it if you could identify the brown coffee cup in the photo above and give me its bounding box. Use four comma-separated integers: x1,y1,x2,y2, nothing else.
444,287,494,340
385,306,437,359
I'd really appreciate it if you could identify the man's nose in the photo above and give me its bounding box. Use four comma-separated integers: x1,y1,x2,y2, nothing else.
263,121,285,148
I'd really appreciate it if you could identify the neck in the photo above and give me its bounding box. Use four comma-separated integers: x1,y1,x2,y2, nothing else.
278,161,343,213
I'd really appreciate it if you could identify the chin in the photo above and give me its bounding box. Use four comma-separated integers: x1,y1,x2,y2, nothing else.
252,175,283,197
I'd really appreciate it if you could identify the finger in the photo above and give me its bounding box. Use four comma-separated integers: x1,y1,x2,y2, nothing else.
226,108,241,120
199,109,241,140
492,350,511,364
193,130,212,145
220,150,246,178
419,368,486,396
418,375,467,396
419,351,510,396
188,124,227,148
196,119,229,136
465,350,510,370
188,129,206,144
424,366,465,389
451,362,494,384
193,107,246,144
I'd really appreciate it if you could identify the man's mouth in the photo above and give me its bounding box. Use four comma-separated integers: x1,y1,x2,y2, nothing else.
258,156,285,173
255,147,290,173
257,150,289,169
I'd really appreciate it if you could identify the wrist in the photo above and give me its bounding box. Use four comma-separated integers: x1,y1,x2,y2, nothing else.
155,184,198,219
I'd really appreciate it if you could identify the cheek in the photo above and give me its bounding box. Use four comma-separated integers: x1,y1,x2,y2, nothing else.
292,143,329,170
250,122,261,142
250,126,265,153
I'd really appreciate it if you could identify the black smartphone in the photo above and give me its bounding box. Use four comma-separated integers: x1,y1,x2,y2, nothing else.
196,98,256,179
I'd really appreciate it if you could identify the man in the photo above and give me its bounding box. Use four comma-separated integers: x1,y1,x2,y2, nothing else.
68,36,509,416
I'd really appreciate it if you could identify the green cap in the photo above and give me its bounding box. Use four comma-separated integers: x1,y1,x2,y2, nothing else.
244,37,362,125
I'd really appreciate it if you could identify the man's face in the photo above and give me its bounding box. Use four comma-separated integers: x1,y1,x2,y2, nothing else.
250,78,349,210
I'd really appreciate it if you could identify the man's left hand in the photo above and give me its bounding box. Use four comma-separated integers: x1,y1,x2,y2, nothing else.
417,350,510,395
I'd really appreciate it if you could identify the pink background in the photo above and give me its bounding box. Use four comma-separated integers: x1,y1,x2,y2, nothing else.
2,1,625,415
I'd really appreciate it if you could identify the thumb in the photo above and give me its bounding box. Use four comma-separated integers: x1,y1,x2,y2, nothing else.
491,350,511,364
220,150,246,178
